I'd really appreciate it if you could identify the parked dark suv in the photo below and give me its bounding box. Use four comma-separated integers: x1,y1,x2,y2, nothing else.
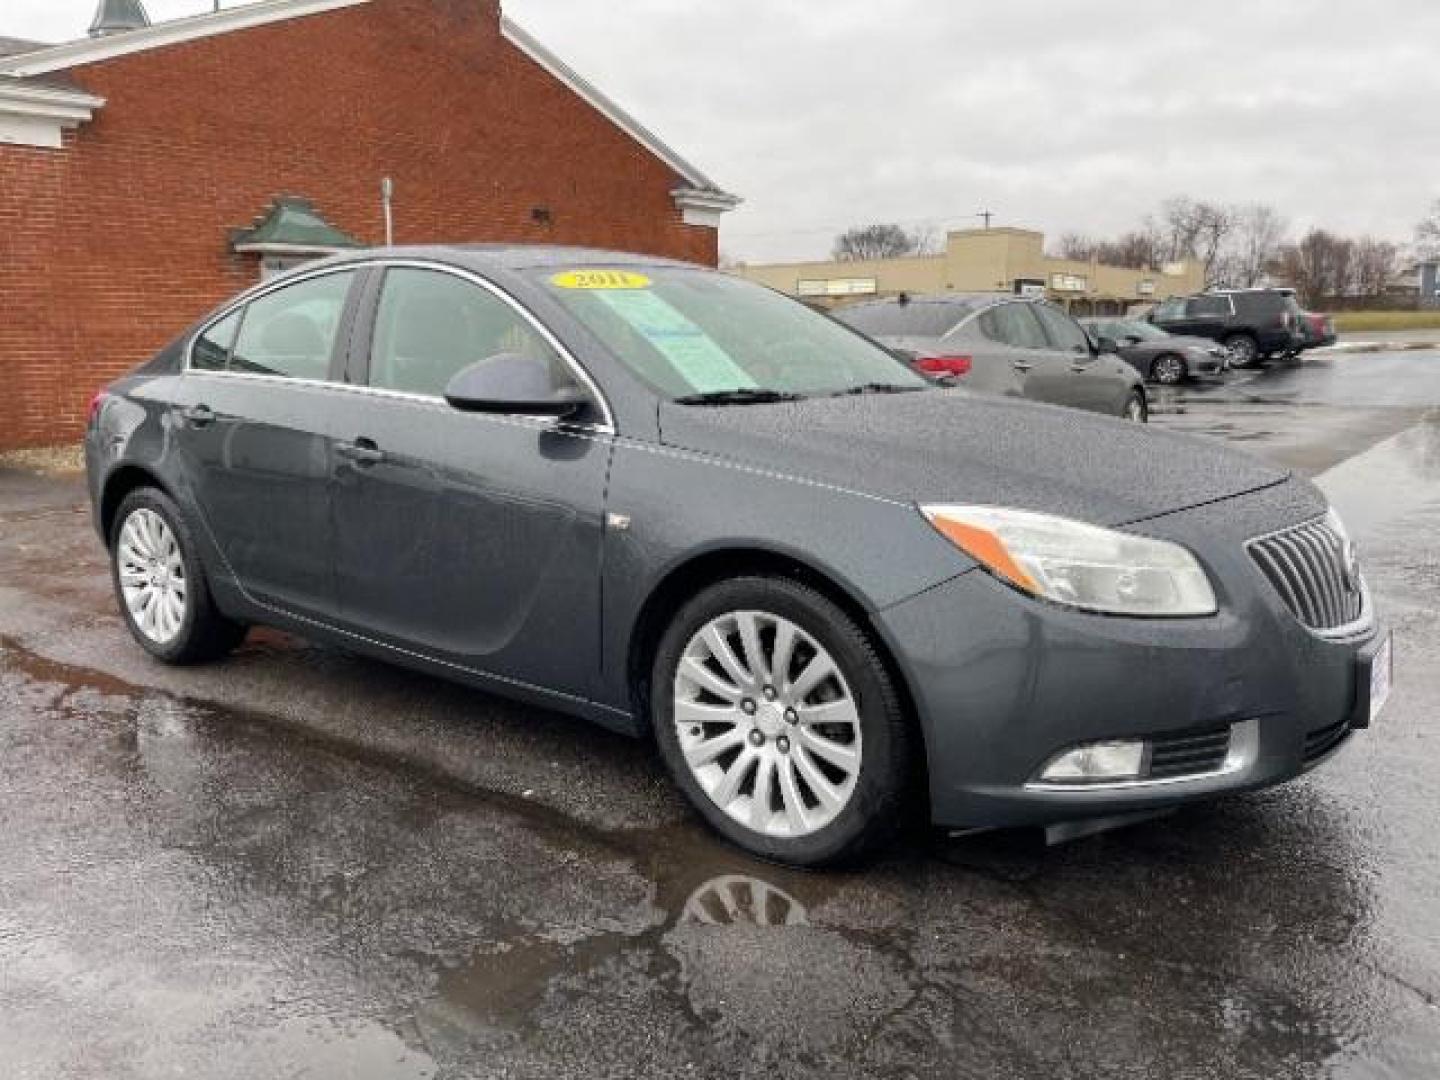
1147,289,1305,367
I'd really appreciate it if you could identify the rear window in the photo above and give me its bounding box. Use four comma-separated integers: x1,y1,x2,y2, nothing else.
838,300,979,338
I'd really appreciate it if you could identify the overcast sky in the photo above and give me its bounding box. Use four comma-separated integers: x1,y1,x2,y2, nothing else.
8,0,1439,263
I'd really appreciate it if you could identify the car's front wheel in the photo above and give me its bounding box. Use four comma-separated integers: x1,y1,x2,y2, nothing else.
110,487,247,664
651,576,912,867
1151,353,1186,385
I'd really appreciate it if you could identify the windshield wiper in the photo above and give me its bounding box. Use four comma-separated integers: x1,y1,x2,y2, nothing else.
673,388,807,406
828,383,930,397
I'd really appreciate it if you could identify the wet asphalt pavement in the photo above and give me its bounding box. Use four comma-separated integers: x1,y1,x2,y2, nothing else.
2,351,1439,1078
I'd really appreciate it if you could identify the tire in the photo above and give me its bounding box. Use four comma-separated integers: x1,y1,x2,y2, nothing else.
1123,389,1149,423
1150,353,1187,386
651,575,912,867
110,487,248,665
1223,334,1259,367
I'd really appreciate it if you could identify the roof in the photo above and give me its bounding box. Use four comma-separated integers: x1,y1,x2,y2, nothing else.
0,0,738,204
846,292,1010,308
0,36,44,58
230,196,362,254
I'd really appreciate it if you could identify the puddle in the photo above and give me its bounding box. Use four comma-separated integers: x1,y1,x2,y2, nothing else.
1,630,1436,1078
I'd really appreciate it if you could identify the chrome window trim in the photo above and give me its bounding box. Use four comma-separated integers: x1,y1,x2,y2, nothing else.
182,256,618,435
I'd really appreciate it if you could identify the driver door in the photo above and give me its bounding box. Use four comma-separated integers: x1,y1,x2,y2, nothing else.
325,264,613,699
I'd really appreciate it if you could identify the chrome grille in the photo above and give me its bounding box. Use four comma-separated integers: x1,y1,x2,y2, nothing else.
1248,517,1364,632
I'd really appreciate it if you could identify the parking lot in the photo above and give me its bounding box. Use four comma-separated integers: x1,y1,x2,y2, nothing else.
2,349,1438,1079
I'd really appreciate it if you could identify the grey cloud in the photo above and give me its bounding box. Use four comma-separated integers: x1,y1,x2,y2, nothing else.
5,0,1438,260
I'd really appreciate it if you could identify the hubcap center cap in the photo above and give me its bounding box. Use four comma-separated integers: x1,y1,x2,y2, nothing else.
754,701,787,738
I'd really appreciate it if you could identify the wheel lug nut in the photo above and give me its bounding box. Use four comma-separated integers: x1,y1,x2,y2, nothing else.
749,730,765,747
763,686,777,701
777,736,790,754
741,699,757,715
784,708,798,725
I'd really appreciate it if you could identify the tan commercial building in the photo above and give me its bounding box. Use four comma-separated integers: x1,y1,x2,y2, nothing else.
739,227,1205,316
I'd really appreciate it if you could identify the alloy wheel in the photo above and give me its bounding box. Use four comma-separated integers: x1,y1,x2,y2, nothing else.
673,611,862,839
1225,336,1258,366
1152,354,1185,385
117,508,188,645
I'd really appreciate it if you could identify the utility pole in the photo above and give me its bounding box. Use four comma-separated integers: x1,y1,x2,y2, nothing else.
381,177,395,246
978,209,994,229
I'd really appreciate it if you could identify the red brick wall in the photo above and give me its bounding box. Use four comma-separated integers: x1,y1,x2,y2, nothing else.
0,0,719,450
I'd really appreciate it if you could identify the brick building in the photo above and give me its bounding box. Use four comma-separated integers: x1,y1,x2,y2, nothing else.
0,0,739,450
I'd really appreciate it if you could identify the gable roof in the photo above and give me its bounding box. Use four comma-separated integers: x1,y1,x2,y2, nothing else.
0,0,738,205
0,36,45,58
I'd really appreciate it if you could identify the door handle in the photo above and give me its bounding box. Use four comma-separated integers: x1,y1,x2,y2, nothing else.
337,438,386,467
179,404,216,428
1070,362,1093,373
1011,361,1034,373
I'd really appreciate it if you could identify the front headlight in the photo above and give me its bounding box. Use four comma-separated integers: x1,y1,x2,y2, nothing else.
921,505,1218,616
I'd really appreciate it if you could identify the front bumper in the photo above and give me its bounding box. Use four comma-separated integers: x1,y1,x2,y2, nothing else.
1187,348,1227,375
879,481,1383,829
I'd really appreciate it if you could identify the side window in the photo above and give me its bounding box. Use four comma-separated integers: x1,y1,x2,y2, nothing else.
192,309,242,372
1032,304,1092,352
1153,298,1186,321
985,303,1049,348
230,271,355,380
1187,295,1232,319
370,268,570,398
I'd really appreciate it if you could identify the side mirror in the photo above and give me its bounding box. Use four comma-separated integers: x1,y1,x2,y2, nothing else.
1096,336,1120,354
444,354,589,418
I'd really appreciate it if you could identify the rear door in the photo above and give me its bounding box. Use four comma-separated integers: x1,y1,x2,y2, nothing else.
171,267,362,618
324,263,612,699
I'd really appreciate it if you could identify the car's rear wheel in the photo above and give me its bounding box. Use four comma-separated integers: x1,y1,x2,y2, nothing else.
651,576,911,867
1151,353,1186,385
110,488,247,665
1223,333,1259,367
1123,389,1149,423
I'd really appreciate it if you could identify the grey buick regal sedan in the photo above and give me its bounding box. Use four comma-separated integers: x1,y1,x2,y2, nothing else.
85,247,1392,866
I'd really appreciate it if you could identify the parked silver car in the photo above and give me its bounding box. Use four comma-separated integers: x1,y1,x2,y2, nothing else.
837,294,1148,421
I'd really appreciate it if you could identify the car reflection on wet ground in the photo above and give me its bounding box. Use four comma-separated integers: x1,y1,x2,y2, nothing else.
2,351,1439,1079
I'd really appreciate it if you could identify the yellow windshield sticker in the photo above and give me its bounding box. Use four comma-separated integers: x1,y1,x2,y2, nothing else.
551,269,652,291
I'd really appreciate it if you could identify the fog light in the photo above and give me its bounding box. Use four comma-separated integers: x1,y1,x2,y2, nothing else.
1040,740,1146,783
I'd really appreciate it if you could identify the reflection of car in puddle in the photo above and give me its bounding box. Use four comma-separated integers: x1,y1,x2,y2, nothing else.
680,874,810,927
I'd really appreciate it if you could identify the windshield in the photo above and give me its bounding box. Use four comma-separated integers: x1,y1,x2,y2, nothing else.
529,267,929,400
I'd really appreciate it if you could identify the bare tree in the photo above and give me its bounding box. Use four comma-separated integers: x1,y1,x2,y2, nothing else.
909,225,942,257
1276,229,1355,306
1351,237,1399,300
1418,199,1440,260
832,223,930,261
1106,228,1165,272
1154,196,1236,283
1057,233,1100,261
1229,204,1288,287
1193,202,1238,285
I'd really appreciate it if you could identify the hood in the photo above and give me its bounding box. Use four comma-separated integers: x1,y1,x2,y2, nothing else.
657,389,1289,527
